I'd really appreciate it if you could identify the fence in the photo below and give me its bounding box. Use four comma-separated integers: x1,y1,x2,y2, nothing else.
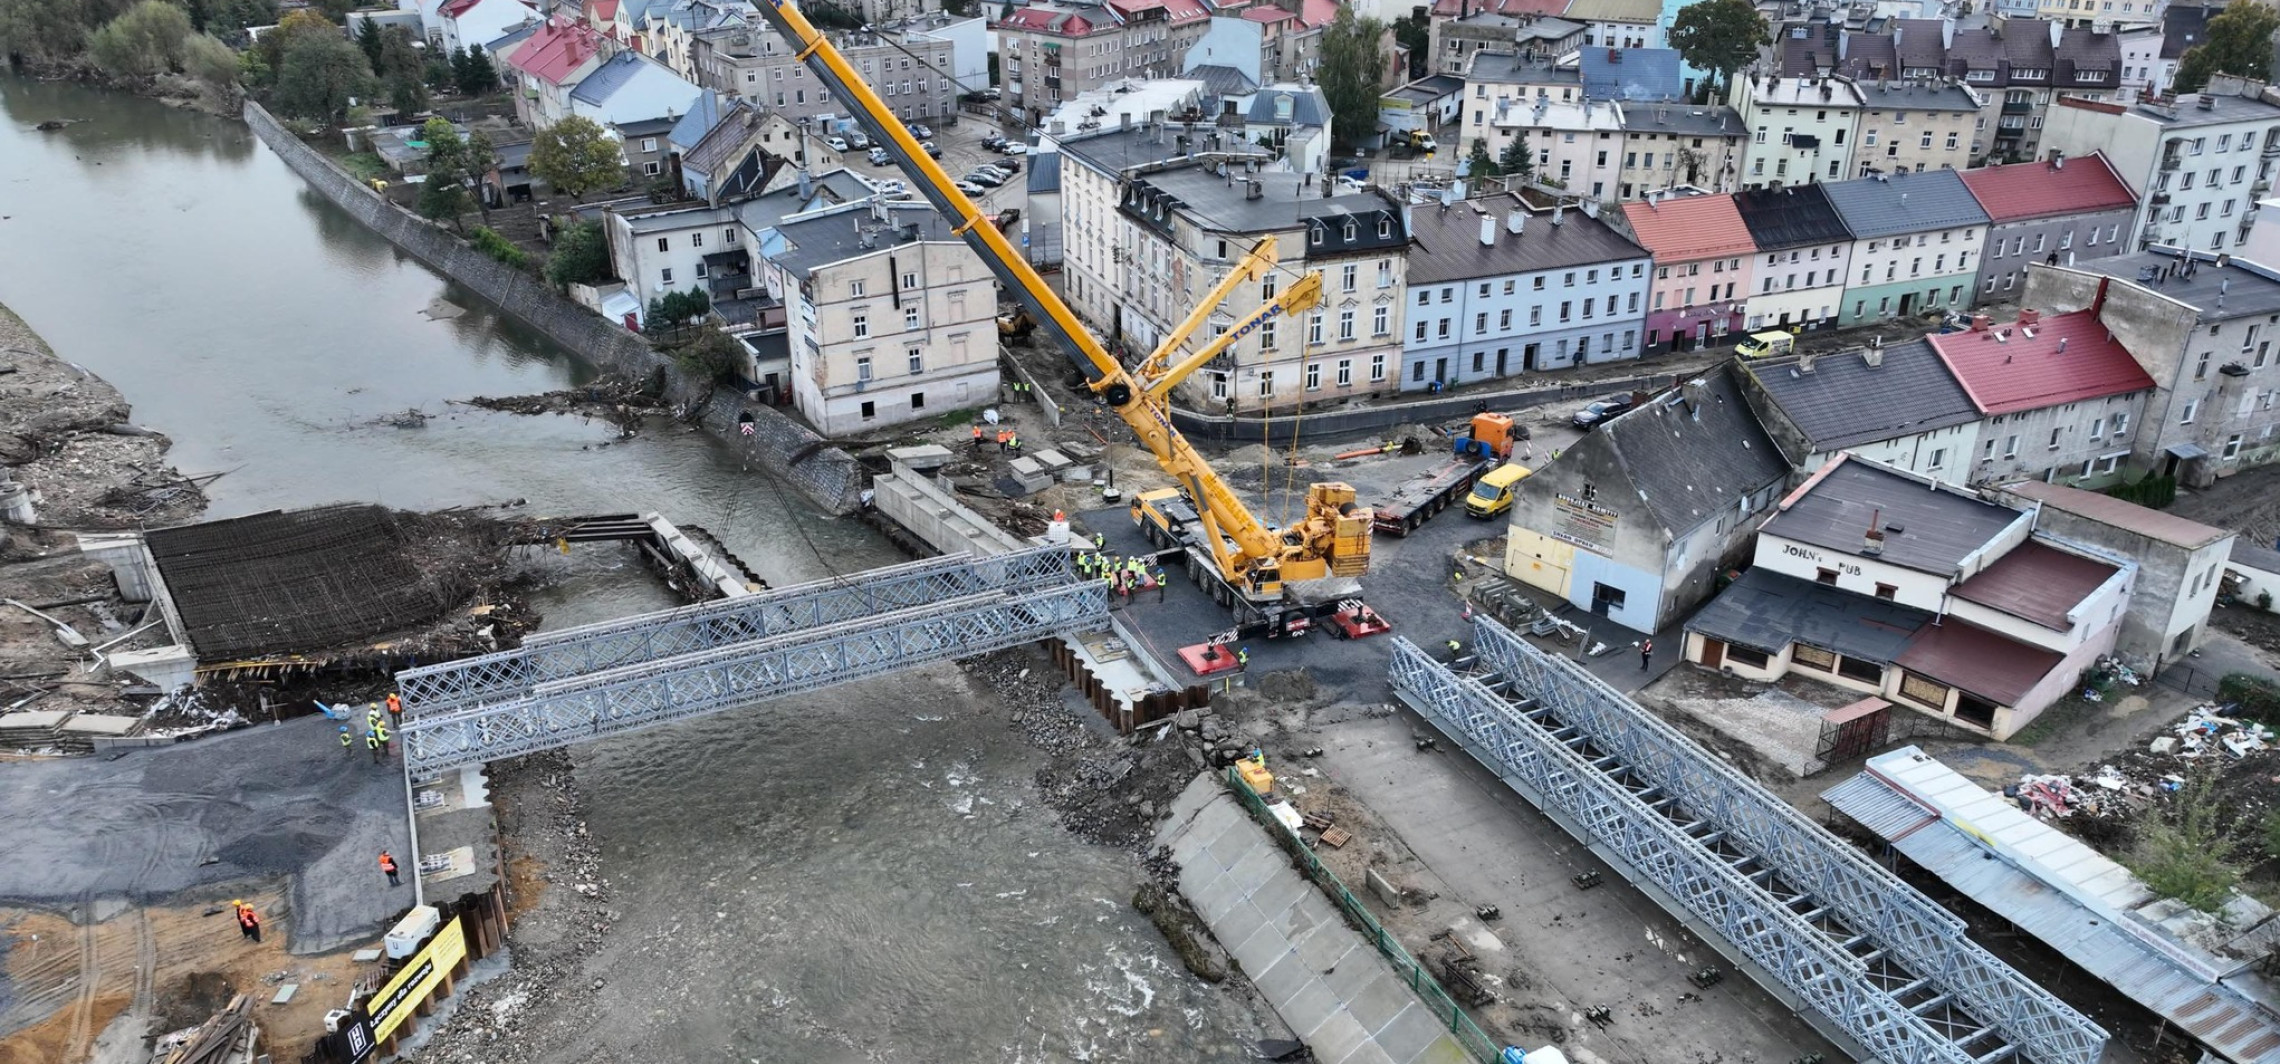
1217,767,1503,1064
2154,661,2223,701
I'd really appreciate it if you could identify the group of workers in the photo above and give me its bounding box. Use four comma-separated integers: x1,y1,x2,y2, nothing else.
1075,531,1166,604
969,424,1023,453
340,692,403,763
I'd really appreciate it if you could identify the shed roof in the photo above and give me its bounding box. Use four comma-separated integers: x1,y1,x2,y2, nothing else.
1740,340,1979,453
1927,309,2156,415
1948,539,2120,631
1959,153,2138,223
1619,194,1754,262
2231,542,2280,576
1684,566,1931,660
1819,168,1991,238
2003,480,2232,550
1892,617,2062,705
1596,363,1788,533
1762,455,2025,576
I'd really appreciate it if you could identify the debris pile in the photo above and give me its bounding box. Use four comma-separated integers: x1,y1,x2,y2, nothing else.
2158,706,2274,759
461,374,668,437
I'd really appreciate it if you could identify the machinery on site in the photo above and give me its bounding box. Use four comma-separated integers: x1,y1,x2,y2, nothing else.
748,0,1375,637
1450,411,1527,460
1371,457,1493,536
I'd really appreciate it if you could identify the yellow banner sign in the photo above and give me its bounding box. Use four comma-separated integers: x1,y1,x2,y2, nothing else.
369,916,467,1043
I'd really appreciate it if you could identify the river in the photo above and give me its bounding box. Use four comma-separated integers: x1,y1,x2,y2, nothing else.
0,77,1263,1061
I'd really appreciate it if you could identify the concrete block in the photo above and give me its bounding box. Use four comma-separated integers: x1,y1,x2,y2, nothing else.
1277,976,1343,1038
1371,998,1452,1058
1188,867,1249,924
1336,1036,1402,1064
1061,466,1094,483
108,644,195,691
1213,898,1271,958
1247,866,1313,924
1288,915,1359,974
1009,457,1052,493
1206,818,1263,870
1226,843,1285,896
1301,1009,1374,1063
1337,968,1412,1037
884,444,955,471
1366,867,1405,908
1032,448,1072,472
1251,949,1317,1011
1059,440,1099,461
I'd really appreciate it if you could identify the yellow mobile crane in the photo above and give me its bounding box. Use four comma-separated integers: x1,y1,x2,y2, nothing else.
748,0,1373,633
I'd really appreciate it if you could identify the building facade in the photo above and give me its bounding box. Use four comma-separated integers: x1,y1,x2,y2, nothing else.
2002,480,2232,671
1405,196,1652,384
1849,79,1982,177
995,0,1211,124
1820,168,1991,326
1960,152,2140,302
1732,183,1854,331
1620,192,1757,352
1928,308,2157,487
1733,73,1863,188
2041,85,2280,253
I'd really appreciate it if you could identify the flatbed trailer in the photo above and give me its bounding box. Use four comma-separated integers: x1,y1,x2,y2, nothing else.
1371,458,1494,536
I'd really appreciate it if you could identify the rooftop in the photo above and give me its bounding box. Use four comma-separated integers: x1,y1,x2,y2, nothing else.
1408,196,1646,284
1616,102,1746,138
1619,193,1754,262
1596,364,1789,533
1958,153,2138,223
1851,77,1979,112
1577,47,1682,102
1928,309,2156,415
505,19,602,85
1948,539,2121,631
1561,0,1658,22
1819,168,1991,238
1463,51,1583,87
1685,566,1933,661
2065,249,2280,323
2003,480,2234,550
2126,90,2280,129
764,202,963,278
2233,542,2280,575
1739,340,1981,453
1427,0,1566,17
1762,455,2027,577
1892,617,2063,706
1123,167,1402,247
615,201,739,235
1731,182,1851,251
1745,73,1867,108
1056,123,1266,175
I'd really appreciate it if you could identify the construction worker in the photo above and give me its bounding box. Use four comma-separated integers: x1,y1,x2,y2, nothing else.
366,728,385,764
365,704,383,734
339,725,353,756
1092,531,1106,550
1155,567,1167,603
374,718,392,757
1640,638,1654,672
385,692,403,720
1009,432,1021,453
996,429,1011,452
1447,638,1464,657
380,851,401,887
971,423,985,449
1236,646,1250,669
1076,553,1091,578
234,901,261,943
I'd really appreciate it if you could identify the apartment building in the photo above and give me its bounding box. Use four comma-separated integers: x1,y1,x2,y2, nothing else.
1464,96,1627,199
603,201,746,322
1849,78,1982,177
1737,339,1985,482
1929,308,2157,486
758,201,998,434
1959,152,2139,301
2040,82,2280,252
1615,103,1748,197
2031,249,2280,485
1405,195,1651,384
1820,168,1991,326
504,19,610,129
1733,73,1863,187
2002,480,2231,670
995,0,1211,124
1563,0,1662,49
1620,192,1755,352
674,20,959,124
1732,182,1854,331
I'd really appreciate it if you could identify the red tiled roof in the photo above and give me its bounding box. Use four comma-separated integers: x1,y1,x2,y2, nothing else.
590,0,617,20
1894,618,2064,707
1928,309,2156,415
1162,0,1211,23
995,7,1102,33
1949,539,2119,631
1244,7,1295,20
1620,195,1755,262
441,0,483,19
1959,152,2139,223
1430,0,1567,17
507,20,601,85
1297,0,1337,27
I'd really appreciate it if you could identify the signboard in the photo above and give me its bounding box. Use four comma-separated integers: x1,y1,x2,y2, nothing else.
369,915,467,1043
1551,492,1619,551
321,1013,377,1064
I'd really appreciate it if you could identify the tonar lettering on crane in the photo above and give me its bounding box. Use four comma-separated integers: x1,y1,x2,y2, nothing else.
751,0,1375,637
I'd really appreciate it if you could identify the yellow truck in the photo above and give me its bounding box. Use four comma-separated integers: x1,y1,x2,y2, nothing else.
1465,463,1533,518
1734,330,1796,359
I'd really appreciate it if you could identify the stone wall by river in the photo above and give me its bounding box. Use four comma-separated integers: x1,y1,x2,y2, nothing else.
240,101,865,515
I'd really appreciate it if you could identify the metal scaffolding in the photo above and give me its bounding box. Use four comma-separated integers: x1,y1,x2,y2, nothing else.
1388,619,2108,1064
401,581,1109,773
396,547,1077,715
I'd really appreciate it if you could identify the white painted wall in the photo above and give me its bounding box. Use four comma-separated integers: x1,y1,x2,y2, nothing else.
1752,532,1952,610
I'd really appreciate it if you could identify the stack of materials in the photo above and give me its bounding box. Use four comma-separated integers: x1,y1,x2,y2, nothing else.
54,713,145,753
0,708,74,748
152,993,256,1064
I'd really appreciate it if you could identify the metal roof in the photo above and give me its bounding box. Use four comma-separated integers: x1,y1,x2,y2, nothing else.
1620,193,1755,263
1731,182,1851,251
1408,196,1647,284
1827,749,2280,1064
1739,340,1981,453
2004,480,2233,550
1762,455,2028,577
1578,47,1682,102
1959,152,2138,223
1819,168,1991,239
1597,363,1789,534
1890,616,2062,706
2231,541,2280,576
1947,539,2120,632
1684,565,1932,660
2063,250,2280,323
1928,309,2157,415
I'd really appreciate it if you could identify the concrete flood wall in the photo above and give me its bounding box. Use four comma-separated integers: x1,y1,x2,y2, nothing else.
870,463,1027,557
241,102,865,515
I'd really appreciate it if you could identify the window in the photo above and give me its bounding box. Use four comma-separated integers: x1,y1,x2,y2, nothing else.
694,262,709,281
1874,583,1898,600
656,236,671,253
660,267,674,285
1792,644,1837,672
1305,362,1321,391
2049,427,2062,450
2003,434,2019,458
1475,312,1488,334
1370,353,1386,382
860,400,875,419
856,355,873,381
1259,370,1274,396
852,314,869,338
1310,314,1325,345
902,271,918,290
2181,399,2198,424
640,136,658,153
643,161,662,176
725,228,739,245
1260,320,1277,350
1338,309,1355,341
1336,359,1352,387
1411,361,1426,383
851,279,867,297
2110,411,2130,436
904,306,920,330
1927,447,1946,469
1414,320,1428,342
1725,645,1770,669
1342,264,1357,292
1816,567,1839,585
2224,434,2244,460
906,347,923,375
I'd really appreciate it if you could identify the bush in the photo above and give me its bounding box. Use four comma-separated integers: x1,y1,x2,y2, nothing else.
673,327,743,382
543,219,612,289
2220,672,2280,723
2259,589,2274,612
2125,767,2245,913
2104,474,2177,509
469,226,527,269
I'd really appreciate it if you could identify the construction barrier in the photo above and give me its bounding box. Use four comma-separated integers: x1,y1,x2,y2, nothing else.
1047,638,1207,734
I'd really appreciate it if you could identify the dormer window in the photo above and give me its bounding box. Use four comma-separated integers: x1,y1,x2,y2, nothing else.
1310,224,1323,246
1343,221,1356,241
1377,218,1391,238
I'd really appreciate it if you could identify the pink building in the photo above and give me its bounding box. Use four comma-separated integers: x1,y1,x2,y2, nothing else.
1620,193,1759,354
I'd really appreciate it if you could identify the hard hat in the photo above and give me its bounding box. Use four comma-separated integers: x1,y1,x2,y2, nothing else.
339,725,349,732
232,899,242,906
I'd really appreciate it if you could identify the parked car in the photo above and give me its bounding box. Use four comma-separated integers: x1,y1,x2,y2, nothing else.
981,134,1008,151
954,180,986,195
922,141,941,158
965,170,1005,187
910,123,933,139
999,142,1028,155
873,179,908,197
825,136,849,152
992,156,1020,173
866,147,890,165
971,164,1009,180
1571,395,1635,430
846,131,872,150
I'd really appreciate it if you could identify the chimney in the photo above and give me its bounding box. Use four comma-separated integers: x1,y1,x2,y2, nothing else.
1552,204,1565,225
1863,511,1886,555
2052,154,2065,170
1480,212,1497,246
2018,307,2041,327
1970,313,1991,331
1507,211,1525,235
2057,336,2069,353
1246,178,1263,200
1799,351,1818,373
1862,344,1883,367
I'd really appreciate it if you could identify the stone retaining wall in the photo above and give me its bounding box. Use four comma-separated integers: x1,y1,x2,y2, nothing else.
242,102,865,514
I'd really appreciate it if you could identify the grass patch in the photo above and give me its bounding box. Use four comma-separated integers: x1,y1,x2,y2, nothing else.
2007,693,2096,747
470,226,529,269
341,152,388,182
938,408,976,427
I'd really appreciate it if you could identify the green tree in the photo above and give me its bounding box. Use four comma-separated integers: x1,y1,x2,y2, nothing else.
453,44,498,94
0,0,94,66
545,219,613,288
1465,137,1498,178
184,0,273,37
1316,7,1387,150
377,24,426,114
416,117,474,226
528,115,625,200
463,128,498,220
2127,767,2247,913
2174,1,2280,93
1392,12,1428,80
646,288,711,328
675,326,743,381
182,31,240,92
86,0,194,78
275,31,374,123
312,0,359,20
1669,0,1768,95
1497,136,1532,177
352,13,380,66
251,7,337,77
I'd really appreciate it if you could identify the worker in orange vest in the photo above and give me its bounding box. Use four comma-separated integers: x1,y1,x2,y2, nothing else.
234,901,262,943
380,851,401,887
971,423,984,449
996,429,1012,453
385,692,402,720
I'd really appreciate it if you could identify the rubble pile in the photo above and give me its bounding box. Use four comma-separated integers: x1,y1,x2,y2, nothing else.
461,374,670,437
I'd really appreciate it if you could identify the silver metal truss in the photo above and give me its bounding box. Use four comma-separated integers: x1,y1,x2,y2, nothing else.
396,547,1077,715
401,581,1110,773
1388,625,2107,1064
1456,618,2105,1064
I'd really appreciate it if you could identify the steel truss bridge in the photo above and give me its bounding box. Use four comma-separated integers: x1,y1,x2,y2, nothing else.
395,548,1105,773
1388,617,2109,1064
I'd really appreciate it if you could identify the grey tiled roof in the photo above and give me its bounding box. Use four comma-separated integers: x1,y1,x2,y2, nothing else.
763,203,961,278
1731,182,1851,250
1819,168,1991,239
1597,363,1788,533
1059,125,1269,175
1463,51,1583,87
1406,196,1646,283
1123,168,1403,247
2065,250,2280,322
1617,102,1745,137
1742,340,1979,453
1761,456,2024,576
1687,566,1932,659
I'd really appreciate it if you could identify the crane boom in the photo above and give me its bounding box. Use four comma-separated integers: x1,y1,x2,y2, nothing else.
748,0,1370,597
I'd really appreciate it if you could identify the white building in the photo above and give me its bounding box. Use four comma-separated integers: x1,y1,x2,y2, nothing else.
602,202,745,323
1463,96,1627,201
1733,73,1863,188
2040,81,2280,253
438,0,536,57
569,51,706,139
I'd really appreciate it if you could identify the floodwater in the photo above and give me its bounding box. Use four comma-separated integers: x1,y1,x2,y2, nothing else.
0,77,1260,1061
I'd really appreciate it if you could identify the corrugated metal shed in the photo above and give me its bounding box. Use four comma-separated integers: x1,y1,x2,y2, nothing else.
1825,748,2280,1064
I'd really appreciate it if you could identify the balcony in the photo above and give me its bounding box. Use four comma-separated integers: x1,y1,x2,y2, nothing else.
2160,154,2183,171
2264,138,2280,157
2002,100,2035,114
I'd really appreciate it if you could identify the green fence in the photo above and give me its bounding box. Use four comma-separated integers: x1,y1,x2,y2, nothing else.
1219,768,1505,1063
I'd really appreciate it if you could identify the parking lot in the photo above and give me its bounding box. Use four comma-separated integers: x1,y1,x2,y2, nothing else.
845,106,1031,212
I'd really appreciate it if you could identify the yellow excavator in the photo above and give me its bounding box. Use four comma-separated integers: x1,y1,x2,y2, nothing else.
749,0,1373,633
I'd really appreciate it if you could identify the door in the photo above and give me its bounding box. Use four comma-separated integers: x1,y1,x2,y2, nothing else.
1523,343,1541,370
1899,292,1915,316
1696,322,1711,347
1589,582,1626,617
1434,357,1448,384
1495,348,1508,377
1700,639,1724,669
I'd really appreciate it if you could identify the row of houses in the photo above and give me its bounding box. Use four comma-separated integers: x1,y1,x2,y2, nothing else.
1498,244,2280,737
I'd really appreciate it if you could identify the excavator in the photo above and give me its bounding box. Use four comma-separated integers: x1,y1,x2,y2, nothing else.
748,0,1374,635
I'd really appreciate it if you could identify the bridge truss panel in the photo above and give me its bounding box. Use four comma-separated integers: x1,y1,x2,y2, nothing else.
401,582,1109,773
395,547,1077,714
1388,638,1987,1064
1460,618,2106,1064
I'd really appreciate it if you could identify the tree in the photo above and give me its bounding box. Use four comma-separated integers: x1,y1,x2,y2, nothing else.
2174,1,2280,93
86,0,194,78
377,24,427,115
529,115,625,200
352,13,380,67
0,0,94,66
252,7,336,76
275,31,374,123
1497,136,1532,177
675,326,743,381
2127,767,2248,913
645,289,711,329
1464,138,1498,178
1669,0,1768,95
417,117,475,226
463,128,498,220
1392,12,1428,80
182,32,240,92
453,44,497,94
183,0,274,38
1316,7,1388,150
545,219,613,288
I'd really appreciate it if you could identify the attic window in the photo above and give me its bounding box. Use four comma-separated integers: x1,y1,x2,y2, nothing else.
1310,224,1323,246
1377,218,1391,238
1343,221,1356,241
